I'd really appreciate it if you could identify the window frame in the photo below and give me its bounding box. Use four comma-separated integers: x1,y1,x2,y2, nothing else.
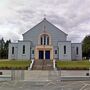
40,34,49,45
32,50,34,54
12,47,14,54
40,35,43,45
22,45,25,54
64,45,66,54
76,47,79,55
47,36,49,45
55,50,57,54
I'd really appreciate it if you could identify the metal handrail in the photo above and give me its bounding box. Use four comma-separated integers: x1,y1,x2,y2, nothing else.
29,59,34,70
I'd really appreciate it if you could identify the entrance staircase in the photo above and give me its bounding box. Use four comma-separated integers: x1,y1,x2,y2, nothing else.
32,60,53,70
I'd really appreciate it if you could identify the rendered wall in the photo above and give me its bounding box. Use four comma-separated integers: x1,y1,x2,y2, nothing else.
17,41,31,60
58,41,71,60
8,43,18,60
71,43,82,60
23,19,67,47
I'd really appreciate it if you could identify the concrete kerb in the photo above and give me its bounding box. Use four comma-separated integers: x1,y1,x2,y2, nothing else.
61,76,90,81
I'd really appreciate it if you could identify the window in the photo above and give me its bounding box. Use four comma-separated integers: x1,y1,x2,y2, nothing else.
23,45,25,54
55,50,57,54
47,37,49,45
44,35,46,45
40,34,49,45
41,37,43,45
12,47,14,54
32,50,34,54
76,47,78,55
64,45,66,54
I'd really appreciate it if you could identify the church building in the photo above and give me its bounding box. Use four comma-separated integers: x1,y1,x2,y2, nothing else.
8,18,82,60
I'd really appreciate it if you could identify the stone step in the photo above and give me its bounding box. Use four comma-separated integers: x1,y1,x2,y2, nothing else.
32,60,53,70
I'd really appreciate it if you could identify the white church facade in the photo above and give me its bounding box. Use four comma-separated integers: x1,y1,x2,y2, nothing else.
8,18,82,60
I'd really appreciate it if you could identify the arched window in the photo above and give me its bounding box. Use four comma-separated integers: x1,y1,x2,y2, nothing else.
64,45,66,54
12,47,14,54
41,37,43,45
44,35,46,45
47,37,49,45
23,45,25,54
40,34,49,45
76,47,78,55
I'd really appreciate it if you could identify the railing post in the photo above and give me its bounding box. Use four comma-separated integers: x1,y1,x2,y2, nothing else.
53,59,56,70
29,59,34,70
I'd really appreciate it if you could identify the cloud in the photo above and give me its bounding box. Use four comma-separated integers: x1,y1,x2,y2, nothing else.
0,0,90,43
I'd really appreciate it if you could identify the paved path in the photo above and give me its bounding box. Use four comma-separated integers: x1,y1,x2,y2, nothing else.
61,70,89,76
0,81,90,90
24,70,89,81
0,70,90,89
24,70,60,81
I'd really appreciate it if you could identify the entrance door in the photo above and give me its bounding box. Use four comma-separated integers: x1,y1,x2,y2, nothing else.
45,51,50,59
39,51,44,59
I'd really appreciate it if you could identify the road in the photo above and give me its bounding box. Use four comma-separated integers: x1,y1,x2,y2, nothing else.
0,81,90,90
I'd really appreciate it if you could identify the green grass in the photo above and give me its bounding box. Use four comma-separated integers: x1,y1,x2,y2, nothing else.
0,60,31,70
56,60,90,70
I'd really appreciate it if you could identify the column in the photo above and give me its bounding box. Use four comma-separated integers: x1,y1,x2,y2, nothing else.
42,36,44,45
46,36,47,45
44,50,45,60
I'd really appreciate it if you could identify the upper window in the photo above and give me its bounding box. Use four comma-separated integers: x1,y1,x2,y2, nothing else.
12,47,14,54
64,45,66,54
40,34,49,45
41,37,43,45
23,45,25,54
47,37,49,45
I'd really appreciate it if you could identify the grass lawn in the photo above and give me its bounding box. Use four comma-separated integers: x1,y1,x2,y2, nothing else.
0,59,31,70
56,60,90,70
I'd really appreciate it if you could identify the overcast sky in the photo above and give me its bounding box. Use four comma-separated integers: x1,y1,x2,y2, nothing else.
0,0,90,43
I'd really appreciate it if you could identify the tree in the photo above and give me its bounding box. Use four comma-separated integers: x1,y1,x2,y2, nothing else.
4,40,11,58
82,35,90,59
0,38,5,49
0,38,11,59
0,38,5,59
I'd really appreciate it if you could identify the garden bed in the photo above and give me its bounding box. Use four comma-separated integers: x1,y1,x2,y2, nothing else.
56,60,90,70
0,60,31,70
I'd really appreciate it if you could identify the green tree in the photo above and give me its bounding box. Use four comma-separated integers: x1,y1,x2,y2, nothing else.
0,38,11,59
82,35,90,59
4,40,11,59
0,38,5,59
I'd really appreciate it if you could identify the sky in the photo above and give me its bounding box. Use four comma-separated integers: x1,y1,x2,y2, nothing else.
0,0,90,43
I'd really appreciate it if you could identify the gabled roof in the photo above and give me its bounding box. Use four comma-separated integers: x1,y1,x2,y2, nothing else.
23,18,67,36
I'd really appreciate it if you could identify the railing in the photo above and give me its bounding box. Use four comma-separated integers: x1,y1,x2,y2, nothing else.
53,59,57,70
29,59,34,70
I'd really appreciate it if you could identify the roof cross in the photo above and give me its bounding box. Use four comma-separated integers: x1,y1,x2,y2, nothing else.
44,14,46,19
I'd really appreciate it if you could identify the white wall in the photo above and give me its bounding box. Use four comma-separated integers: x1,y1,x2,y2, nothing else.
71,43,82,60
8,43,18,60
58,41,71,60
18,41,31,60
